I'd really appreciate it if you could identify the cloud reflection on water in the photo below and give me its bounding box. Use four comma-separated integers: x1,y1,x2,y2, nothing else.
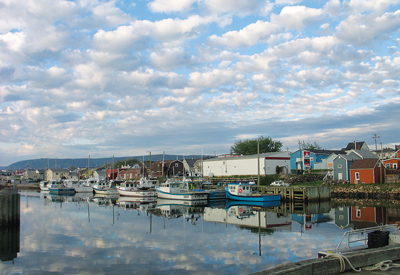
0,192,348,274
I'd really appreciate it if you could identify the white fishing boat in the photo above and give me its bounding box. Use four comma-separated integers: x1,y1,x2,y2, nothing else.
116,181,157,197
92,180,119,195
81,178,99,188
138,177,158,189
155,181,208,200
63,179,93,193
39,180,50,191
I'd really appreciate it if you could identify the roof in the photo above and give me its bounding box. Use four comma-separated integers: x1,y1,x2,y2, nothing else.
349,159,380,170
348,149,378,159
204,151,290,162
334,154,360,161
48,168,70,173
308,149,346,155
343,141,367,151
183,158,198,167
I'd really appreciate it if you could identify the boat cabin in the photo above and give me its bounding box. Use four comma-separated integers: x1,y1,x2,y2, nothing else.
227,183,253,196
158,182,181,193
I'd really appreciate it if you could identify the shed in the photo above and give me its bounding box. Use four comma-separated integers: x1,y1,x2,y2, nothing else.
349,159,384,184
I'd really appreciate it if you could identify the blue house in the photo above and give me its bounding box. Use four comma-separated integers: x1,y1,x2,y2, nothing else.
290,149,317,172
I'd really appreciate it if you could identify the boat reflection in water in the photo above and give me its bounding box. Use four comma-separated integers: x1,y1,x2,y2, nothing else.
155,198,207,225
12,190,400,275
116,196,157,213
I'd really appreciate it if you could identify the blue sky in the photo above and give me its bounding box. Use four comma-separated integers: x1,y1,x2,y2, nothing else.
1,0,400,166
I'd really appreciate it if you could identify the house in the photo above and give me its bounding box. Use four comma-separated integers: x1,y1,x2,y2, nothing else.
46,168,71,181
342,141,370,152
382,153,400,184
23,169,41,181
202,151,291,177
332,154,359,181
290,150,315,172
309,149,345,170
373,148,398,159
332,149,378,181
349,159,384,184
93,169,107,181
182,158,200,177
118,168,142,180
334,207,352,230
351,206,387,229
165,160,184,178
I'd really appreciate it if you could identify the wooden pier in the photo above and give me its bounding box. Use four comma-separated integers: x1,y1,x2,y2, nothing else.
0,188,20,227
257,186,331,202
0,188,21,262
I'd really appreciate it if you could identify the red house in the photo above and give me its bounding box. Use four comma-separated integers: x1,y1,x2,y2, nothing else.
349,159,384,184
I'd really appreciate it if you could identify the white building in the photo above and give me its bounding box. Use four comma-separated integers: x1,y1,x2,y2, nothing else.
202,151,291,177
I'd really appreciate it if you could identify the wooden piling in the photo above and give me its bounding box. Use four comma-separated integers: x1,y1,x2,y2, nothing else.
0,188,20,228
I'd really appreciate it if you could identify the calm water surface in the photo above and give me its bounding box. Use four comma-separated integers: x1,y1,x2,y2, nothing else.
0,190,376,274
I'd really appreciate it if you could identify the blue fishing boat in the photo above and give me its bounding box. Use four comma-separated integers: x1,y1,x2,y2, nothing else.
225,182,281,202
225,199,281,209
47,182,75,194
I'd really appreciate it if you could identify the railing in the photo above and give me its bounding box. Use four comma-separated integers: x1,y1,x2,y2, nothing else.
336,224,399,251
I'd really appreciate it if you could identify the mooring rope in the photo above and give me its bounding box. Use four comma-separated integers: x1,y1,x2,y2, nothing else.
324,252,362,273
324,252,400,273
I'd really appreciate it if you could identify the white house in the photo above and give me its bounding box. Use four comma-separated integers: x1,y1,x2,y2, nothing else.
202,151,291,177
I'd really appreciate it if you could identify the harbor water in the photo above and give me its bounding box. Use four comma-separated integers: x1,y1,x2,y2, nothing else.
0,190,396,274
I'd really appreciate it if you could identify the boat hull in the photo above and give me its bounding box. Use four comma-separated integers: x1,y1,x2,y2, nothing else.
206,189,226,199
225,199,281,209
155,188,208,200
48,187,75,194
117,189,156,197
93,187,119,195
225,188,281,202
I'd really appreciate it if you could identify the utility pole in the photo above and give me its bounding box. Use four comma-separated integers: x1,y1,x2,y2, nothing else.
257,139,260,186
372,133,380,151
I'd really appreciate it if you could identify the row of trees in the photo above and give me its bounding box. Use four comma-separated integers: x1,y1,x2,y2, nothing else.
231,136,321,155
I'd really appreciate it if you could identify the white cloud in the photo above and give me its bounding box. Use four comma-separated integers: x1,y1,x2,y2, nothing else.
208,20,279,48
271,5,324,30
148,0,197,13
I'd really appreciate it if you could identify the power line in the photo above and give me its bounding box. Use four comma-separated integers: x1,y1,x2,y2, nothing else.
372,133,380,151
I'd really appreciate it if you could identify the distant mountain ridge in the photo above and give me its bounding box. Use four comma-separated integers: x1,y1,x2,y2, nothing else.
5,155,209,170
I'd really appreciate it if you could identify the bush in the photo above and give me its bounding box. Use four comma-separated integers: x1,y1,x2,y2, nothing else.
259,175,281,186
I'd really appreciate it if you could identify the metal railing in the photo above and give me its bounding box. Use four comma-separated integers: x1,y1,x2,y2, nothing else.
336,224,399,251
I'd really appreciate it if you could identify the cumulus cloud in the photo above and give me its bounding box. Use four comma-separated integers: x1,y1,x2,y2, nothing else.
0,0,399,166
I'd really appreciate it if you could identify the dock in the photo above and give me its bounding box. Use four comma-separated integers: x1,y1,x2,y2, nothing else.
252,245,400,275
258,186,331,202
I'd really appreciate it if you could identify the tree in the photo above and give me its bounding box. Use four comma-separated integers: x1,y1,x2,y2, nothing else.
300,141,322,150
115,158,140,168
231,136,283,155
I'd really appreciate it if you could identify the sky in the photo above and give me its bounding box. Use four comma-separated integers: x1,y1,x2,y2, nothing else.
1,0,400,166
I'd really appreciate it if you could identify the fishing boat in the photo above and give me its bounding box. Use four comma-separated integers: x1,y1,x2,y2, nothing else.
63,179,93,193
155,181,208,200
116,181,157,197
39,180,50,191
81,178,99,188
138,177,158,190
47,181,76,194
225,199,281,209
225,182,281,202
92,180,119,195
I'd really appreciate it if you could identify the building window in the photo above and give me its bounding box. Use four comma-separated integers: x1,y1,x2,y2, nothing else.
175,163,178,167
356,207,361,218
338,164,342,168
394,164,398,169
355,172,360,180
386,164,390,169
